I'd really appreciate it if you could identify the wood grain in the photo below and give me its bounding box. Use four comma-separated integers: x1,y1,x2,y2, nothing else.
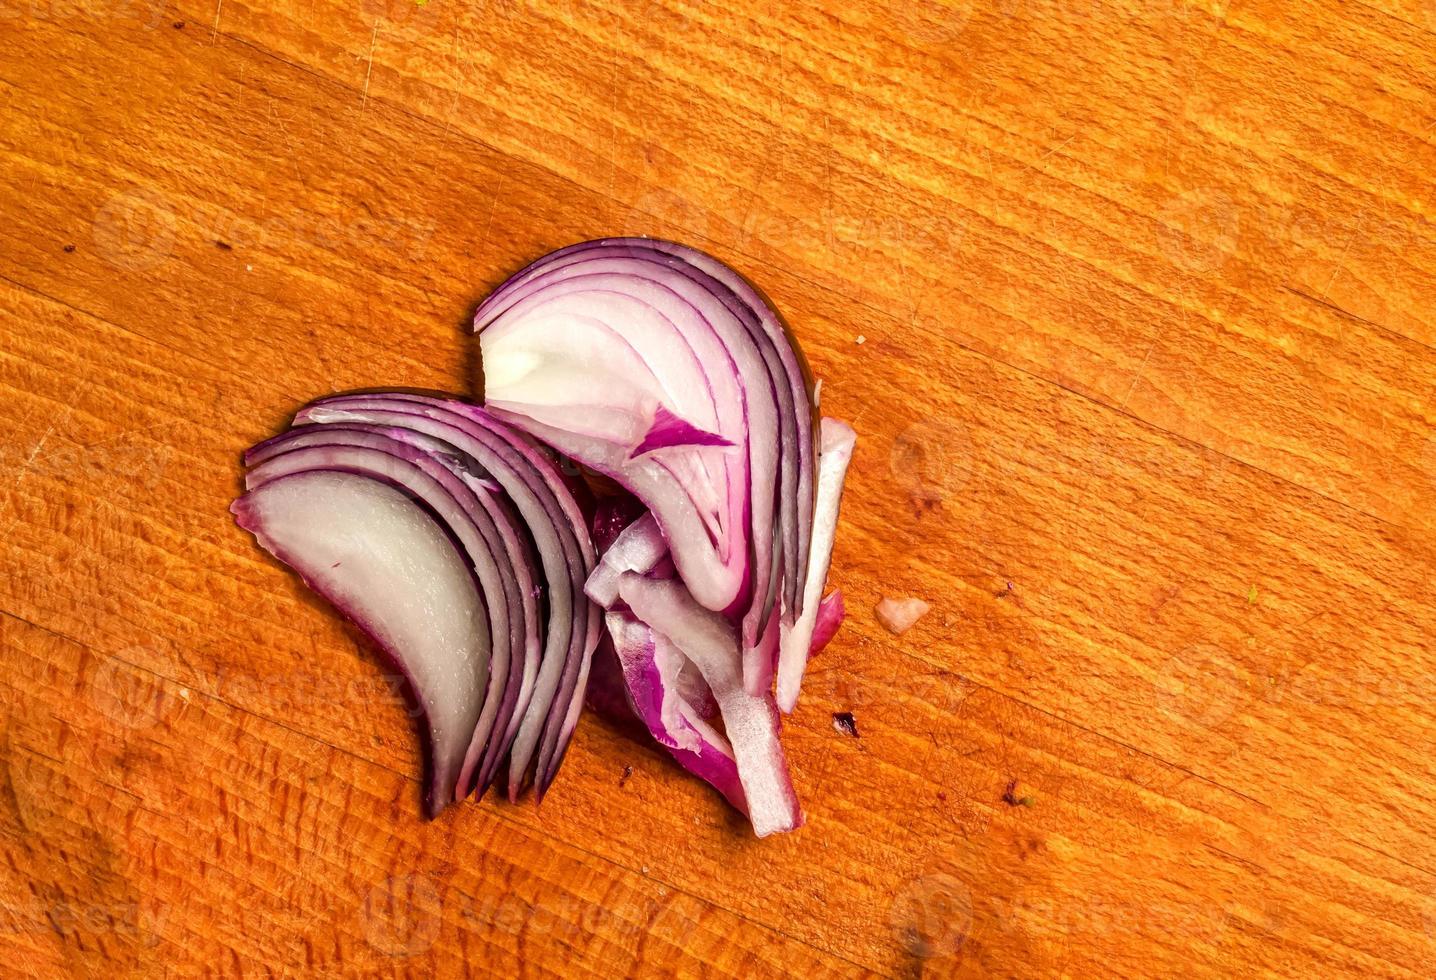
0,1,1433,976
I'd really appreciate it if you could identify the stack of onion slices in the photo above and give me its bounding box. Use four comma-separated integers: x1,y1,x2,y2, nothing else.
233,240,854,837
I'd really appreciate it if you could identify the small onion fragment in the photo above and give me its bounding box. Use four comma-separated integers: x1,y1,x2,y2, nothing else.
584,512,667,608
809,590,846,659
876,597,931,635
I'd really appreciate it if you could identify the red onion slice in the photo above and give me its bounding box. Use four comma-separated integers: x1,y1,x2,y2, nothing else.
294,395,597,800
481,282,752,617
232,470,489,818
605,610,747,813
243,425,528,801
776,418,857,713
478,250,788,659
615,572,801,837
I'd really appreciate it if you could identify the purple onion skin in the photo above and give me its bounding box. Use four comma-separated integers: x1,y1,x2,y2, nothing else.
591,492,648,554
809,590,846,659
584,631,640,727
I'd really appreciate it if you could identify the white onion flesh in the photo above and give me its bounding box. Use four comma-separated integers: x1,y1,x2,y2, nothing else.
776,418,858,712
233,470,489,817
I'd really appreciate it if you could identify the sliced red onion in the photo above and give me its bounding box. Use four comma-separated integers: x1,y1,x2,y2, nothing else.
586,504,747,813
477,241,854,835
243,424,527,801
636,241,819,628
234,242,854,837
776,418,857,713
232,470,489,818
615,572,801,837
605,610,746,813
481,277,756,618
294,394,597,800
476,242,795,656
237,393,599,817
585,243,802,652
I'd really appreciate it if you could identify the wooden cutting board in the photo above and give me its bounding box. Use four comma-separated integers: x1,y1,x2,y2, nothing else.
2,1,1433,975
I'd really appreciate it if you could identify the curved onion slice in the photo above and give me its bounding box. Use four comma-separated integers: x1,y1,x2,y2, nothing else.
615,571,800,837
606,610,746,813
293,394,598,800
235,394,599,818
478,241,852,836
232,470,489,818
477,240,817,643
243,424,526,801
776,417,857,712
477,242,789,642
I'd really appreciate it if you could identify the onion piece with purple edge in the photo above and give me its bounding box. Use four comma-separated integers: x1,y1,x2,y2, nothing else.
775,417,857,712
475,243,791,663
499,240,818,628
232,470,488,818
605,610,747,813
615,571,801,837
242,423,529,801
478,240,855,836
584,511,668,608
808,590,846,659
292,394,598,800
587,501,747,811
479,271,762,621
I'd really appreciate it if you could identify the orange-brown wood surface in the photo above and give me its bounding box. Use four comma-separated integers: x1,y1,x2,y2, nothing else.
1,1,1434,976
